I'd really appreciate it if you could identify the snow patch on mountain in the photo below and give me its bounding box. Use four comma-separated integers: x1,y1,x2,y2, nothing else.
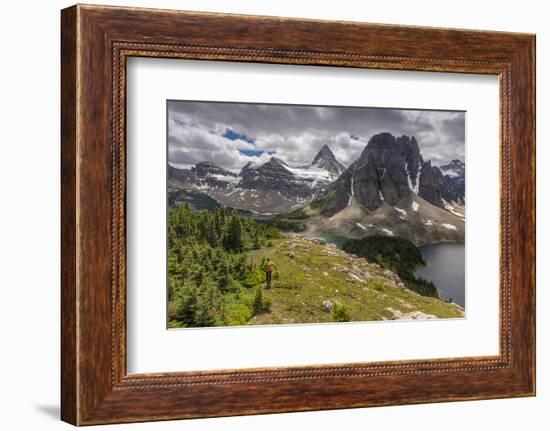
442,223,457,231
284,165,335,183
356,222,368,231
210,173,241,184
442,199,465,219
442,169,460,178
394,207,407,218
348,175,355,206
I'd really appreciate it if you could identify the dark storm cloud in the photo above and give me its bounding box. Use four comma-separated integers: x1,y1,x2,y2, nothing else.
167,100,465,170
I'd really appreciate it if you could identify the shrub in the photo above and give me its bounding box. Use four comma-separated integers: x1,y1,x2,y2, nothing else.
224,296,254,326
262,295,272,312
242,267,265,289
333,303,350,322
252,285,272,315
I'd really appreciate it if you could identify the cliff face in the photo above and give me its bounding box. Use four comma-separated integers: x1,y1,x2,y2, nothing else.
418,160,445,207
418,159,465,208
354,133,421,210
316,133,423,216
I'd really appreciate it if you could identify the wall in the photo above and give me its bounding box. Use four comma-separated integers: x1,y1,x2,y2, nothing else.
0,0,546,429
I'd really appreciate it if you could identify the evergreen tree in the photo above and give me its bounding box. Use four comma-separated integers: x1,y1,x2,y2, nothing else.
218,256,234,292
171,281,198,326
222,212,244,252
194,278,224,326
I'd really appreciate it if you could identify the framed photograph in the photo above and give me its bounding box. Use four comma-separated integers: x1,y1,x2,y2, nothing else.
61,4,536,425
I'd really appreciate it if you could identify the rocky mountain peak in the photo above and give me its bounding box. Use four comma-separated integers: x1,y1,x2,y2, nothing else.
311,144,345,177
445,159,464,167
350,133,422,210
357,134,421,180
440,159,465,178
312,144,335,163
266,156,288,167
239,161,255,177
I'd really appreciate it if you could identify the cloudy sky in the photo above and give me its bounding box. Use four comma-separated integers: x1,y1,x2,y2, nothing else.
168,100,465,171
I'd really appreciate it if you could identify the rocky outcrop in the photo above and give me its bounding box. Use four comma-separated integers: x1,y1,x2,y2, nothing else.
385,307,438,320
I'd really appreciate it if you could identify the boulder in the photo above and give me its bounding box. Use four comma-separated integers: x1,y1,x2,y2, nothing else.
322,300,333,312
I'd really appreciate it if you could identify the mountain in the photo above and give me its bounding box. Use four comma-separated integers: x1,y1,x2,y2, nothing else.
440,159,465,178
439,159,465,205
238,149,342,199
310,133,422,216
168,145,345,213
290,133,465,245
418,160,465,207
239,157,310,198
310,144,346,178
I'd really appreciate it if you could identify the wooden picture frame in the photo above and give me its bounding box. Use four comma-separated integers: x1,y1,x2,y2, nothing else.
61,4,536,425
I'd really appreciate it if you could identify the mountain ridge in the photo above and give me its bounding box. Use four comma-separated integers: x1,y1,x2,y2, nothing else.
168,144,346,213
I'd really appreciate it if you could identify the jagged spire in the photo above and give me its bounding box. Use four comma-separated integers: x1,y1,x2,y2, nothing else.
311,144,345,176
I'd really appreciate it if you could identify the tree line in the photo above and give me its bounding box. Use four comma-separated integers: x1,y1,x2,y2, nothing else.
342,235,439,298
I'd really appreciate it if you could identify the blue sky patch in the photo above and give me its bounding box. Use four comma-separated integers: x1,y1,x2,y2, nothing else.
223,128,255,144
238,149,277,157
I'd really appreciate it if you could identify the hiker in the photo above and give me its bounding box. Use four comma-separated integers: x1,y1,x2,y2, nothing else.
262,258,278,289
